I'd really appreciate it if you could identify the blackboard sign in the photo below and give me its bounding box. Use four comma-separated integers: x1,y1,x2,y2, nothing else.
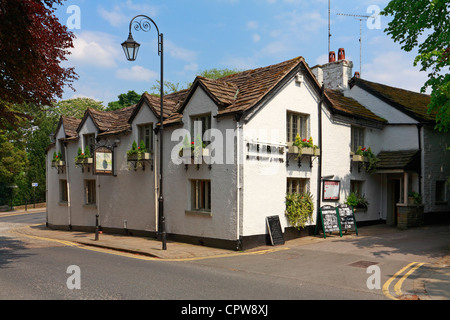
338,205,358,235
316,206,342,239
266,216,285,246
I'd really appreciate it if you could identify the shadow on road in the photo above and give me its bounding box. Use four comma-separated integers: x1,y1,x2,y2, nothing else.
0,236,33,269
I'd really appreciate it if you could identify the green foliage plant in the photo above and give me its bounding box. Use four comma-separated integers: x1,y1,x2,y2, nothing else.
355,146,379,174
285,192,314,230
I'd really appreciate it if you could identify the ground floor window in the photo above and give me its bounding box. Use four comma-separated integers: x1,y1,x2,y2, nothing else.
287,178,309,194
350,180,365,196
435,180,447,203
59,180,68,203
85,180,96,205
191,179,211,211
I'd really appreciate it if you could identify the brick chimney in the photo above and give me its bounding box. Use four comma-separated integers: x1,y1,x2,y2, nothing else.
311,48,353,91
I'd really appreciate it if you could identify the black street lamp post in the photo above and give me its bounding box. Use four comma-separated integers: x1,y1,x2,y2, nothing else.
122,15,167,250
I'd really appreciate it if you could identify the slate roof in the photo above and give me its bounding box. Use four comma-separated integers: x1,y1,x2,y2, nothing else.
350,78,435,123
82,105,136,138
376,150,421,171
325,89,387,123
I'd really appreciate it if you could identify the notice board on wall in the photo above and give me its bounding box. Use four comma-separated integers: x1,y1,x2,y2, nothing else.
323,180,340,201
266,215,285,246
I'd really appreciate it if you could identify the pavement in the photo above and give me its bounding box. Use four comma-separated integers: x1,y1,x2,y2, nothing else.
2,208,449,300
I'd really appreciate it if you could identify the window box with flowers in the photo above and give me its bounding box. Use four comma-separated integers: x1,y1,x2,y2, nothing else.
179,135,210,159
75,147,94,166
51,152,65,168
292,135,320,156
352,146,379,174
127,140,152,170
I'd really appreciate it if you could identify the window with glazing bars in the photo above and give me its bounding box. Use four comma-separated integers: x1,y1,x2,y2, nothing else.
191,180,211,211
286,112,308,143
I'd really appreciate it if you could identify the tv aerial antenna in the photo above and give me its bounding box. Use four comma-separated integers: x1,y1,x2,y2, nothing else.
336,13,371,76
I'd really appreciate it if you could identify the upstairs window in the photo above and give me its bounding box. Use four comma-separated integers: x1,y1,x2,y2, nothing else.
287,112,308,143
191,114,211,145
84,134,96,156
138,124,153,152
351,126,365,152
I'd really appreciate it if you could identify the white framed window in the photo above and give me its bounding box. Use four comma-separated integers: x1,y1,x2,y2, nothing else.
350,180,365,196
191,113,211,145
59,180,68,203
85,180,96,205
138,123,153,152
351,126,365,152
287,178,309,194
286,112,309,143
83,134,96,156
191,179,211,211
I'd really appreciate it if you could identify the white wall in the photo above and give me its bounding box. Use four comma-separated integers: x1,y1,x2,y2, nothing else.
242,74,321,236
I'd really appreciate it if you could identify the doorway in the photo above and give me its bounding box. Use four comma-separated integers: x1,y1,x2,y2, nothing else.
387,178,401,226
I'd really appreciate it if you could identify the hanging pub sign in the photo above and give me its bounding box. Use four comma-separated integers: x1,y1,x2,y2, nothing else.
323,180,340,201
94,146,114,175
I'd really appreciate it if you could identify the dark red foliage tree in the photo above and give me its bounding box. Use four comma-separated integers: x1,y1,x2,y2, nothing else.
0,0,78,130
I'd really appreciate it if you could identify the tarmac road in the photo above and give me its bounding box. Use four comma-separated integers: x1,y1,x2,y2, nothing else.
1,209,449,302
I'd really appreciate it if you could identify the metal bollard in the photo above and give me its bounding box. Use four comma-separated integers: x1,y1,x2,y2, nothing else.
95,213,99,241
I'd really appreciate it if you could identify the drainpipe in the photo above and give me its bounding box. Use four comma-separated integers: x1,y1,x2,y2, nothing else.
417,124,423,195
235,113,243,250
316,85,324,228
64,141,72,229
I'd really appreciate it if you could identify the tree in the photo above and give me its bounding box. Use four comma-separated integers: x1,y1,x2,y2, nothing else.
382,0,450,132
0,0,77,130
54,98,105,119
106,90,142,111
149,68,242,96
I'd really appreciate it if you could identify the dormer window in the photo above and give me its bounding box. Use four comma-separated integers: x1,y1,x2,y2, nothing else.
138,124,153,153
191,113,211,145
84,134,96,156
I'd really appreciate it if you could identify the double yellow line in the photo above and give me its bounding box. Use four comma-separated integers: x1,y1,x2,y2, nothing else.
383,262,427,300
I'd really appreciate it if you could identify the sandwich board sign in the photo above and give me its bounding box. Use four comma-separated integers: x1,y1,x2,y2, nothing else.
266,215,285,246
315,205,342,239
337,204,358,236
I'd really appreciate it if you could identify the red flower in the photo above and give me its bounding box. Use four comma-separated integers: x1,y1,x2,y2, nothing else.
191,142,195,145
302,139,307,142
138,147,141,150
362,148,366,151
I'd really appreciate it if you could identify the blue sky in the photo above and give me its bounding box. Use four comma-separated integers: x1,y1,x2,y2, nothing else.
54,0,429,106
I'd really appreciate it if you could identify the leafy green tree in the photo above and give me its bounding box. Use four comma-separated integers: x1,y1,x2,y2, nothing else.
382,0,450,132
106,90,142,110
54,98,105,119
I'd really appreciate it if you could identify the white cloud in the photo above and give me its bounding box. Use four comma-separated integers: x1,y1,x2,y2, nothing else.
165,40,198,62
116,65,158,82
98,5,128,27
69,31,121,68
252,34,261,43
363,51,429,93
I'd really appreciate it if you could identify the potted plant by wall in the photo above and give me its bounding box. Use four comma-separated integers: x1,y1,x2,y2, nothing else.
285,191,314,230
127,140,151,161
293,135,320,157
345,192,369,211
75,146,93,165
408,191,422,205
